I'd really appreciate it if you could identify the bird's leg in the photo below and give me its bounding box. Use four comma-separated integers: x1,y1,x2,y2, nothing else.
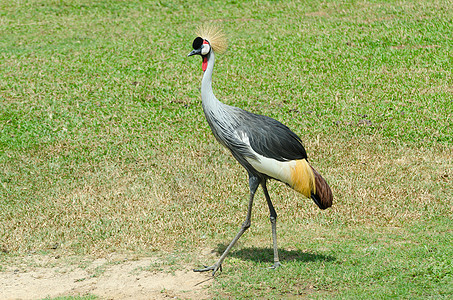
194,175,260,276
261,180,281,269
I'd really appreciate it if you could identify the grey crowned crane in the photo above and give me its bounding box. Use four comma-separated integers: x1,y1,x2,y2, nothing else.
188,26,333,276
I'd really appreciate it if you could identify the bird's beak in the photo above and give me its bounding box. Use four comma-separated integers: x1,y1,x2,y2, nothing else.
188,48,202,57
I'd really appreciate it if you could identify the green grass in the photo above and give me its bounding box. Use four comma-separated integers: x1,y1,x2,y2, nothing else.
1,0,452,298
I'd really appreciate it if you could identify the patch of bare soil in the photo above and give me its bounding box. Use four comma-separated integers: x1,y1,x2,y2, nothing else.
0,254,213,300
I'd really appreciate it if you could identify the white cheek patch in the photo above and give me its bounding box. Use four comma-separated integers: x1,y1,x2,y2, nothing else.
201,44,211,55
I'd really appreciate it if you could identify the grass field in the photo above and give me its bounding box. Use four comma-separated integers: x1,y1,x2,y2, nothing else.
1,0,452,298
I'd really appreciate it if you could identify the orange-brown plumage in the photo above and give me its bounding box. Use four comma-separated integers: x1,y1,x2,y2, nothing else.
289,159,315,198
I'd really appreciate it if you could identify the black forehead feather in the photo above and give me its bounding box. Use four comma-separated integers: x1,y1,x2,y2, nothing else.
192,37,203,50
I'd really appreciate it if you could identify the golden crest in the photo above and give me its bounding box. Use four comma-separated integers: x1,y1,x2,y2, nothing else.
196,24,228,54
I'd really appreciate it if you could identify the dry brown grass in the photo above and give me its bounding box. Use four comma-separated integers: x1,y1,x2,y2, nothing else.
1,126,451,256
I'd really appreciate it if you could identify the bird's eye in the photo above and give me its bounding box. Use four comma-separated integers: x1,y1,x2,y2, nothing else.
201,43,211,55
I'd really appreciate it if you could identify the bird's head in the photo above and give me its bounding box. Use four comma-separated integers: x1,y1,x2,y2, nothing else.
188,37,212,57
188,37,211,71
188,24,227,72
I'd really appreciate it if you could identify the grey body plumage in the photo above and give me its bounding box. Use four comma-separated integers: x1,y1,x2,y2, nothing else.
201,51,307,178
188,31,332,276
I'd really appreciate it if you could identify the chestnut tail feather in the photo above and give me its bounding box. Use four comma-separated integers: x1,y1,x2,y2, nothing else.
310,166,333,210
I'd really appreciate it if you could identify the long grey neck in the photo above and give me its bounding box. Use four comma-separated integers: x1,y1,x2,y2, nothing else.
198,50,249,162
201,51,222,112
200,50,240,145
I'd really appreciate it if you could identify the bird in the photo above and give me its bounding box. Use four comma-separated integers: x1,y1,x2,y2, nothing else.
188,25,333,276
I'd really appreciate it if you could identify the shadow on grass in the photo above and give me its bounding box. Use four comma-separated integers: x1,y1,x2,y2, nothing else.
215,244,335,264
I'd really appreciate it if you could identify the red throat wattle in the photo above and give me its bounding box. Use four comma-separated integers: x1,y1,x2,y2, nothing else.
202,40,209,71
202,56,208,71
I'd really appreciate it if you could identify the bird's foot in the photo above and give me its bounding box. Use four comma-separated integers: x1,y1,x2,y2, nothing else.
193,263,222,276
269,261,281,270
